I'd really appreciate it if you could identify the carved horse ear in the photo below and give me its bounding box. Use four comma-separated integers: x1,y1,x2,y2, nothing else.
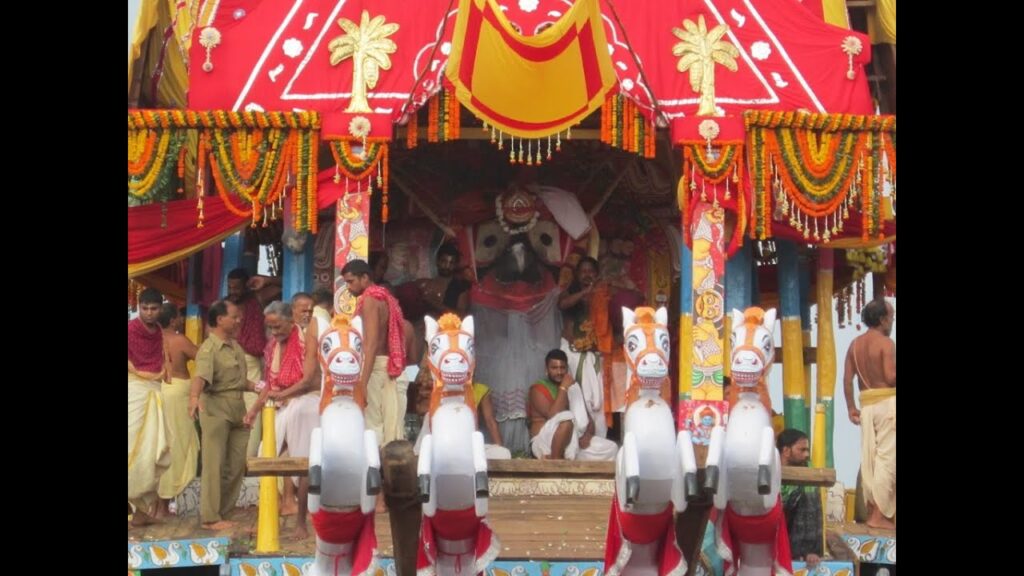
763,308,777,330
350,315,364,338
731,309,746,329
622,307,636,331
655,307,668,326
424,315,439,343
462,315,474,337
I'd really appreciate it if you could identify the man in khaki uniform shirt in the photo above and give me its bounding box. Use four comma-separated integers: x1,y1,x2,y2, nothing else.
189,300,252,530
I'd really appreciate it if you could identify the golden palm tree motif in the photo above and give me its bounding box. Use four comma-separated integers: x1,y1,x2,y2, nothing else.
328,10,399,113
672,15,739,117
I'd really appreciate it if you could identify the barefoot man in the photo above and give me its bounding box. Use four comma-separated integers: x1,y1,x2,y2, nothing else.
128,288,171,526
843,299,896,529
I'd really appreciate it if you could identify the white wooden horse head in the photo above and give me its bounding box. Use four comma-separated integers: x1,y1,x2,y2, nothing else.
418,312,492,537
318,315,364,401
424,313,476,414
729,307,777,389
622,306,670,404
706,307,786,576
308,314,382,576
608,305,691,575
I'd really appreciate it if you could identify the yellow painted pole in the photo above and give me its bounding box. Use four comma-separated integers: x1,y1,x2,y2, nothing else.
184,313,201,376
816,249,837,467
802,329,812,408
255,401,279,552
779,241,807,432
680,313,694,397
723,315,732,380
812,403,828,555
679,237,693,399
845,490,857,523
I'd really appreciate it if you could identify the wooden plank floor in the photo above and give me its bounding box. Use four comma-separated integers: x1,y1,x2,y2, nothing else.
836,521,896,539
127,494,613,560
129,460,842,561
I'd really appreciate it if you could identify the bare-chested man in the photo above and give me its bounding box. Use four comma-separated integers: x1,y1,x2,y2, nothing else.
341,259,408,446
156,304,199,517
843,298,896,529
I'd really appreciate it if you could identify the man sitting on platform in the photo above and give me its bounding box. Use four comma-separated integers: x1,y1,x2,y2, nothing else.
528,349,616,461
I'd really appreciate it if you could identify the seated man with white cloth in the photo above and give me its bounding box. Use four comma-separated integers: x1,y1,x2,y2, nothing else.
528,349,616,460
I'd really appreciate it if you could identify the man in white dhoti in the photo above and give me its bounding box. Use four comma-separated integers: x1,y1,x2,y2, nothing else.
528,349,616,461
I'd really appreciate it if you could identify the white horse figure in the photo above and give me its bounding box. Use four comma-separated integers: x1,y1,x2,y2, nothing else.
706,307,793,576
307,315,381,576
605,306,696,576
416,313,500,576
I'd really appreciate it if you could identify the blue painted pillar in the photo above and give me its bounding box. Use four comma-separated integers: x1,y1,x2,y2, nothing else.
725,244,754,313
283,239,315,300
777,240,808,434
724,244,753,380
678,241,693,403
799,250,813,417
221,232,245,296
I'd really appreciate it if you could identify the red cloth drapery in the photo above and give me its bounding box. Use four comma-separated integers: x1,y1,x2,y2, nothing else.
128,195,245,275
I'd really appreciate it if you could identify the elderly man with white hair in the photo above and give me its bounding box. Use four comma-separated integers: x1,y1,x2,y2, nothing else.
245,300,321,540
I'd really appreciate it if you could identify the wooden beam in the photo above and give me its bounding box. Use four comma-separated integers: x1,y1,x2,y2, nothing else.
245,457,308,477
249,457,835,486
783,466,836,487
487,459,613,477
773,346,817,365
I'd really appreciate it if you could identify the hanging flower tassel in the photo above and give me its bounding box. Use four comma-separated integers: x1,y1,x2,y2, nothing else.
195,133,208,228
381,143,390,223
177,144,187,195
448,87,461,140
428,94,440,143
406,106,419,149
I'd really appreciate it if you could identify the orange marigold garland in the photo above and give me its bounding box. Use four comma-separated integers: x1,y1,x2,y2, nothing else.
406,107,419,149
329,138,390,223
600,94,656,159
678,141,746,255
745,111,895,242
208,128,291,226
128,127,188,205
129,110,320,231
428,95,440,143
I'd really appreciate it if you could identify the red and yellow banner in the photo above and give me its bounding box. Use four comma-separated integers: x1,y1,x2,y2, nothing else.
445,0,617,138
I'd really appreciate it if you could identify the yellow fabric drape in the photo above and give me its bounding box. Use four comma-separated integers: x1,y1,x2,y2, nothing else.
868,0,897,45
129,0,214,106
445,0,617,138
128,0,160,95
821,0,851,28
